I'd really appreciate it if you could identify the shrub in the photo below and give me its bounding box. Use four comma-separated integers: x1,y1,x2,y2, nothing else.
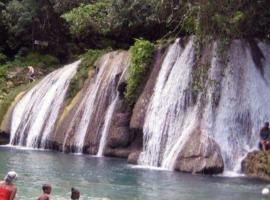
0,81,37,125
0,53,7,64
5,52,60,69
62,1,110,37
125,39,155,106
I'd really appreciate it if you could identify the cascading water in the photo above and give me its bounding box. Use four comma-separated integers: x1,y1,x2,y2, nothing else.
138,38,270,174
202,41,270,173
138,39,197,169
97,94,119,157
9,60,80,148
62,52,129,154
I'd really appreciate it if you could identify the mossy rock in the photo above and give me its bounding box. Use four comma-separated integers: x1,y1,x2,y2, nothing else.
242,150,270,181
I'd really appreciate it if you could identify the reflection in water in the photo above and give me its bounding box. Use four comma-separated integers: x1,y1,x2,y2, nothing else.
0,147,265,200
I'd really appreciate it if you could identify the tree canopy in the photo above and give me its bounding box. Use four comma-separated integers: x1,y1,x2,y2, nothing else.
0,0,269,64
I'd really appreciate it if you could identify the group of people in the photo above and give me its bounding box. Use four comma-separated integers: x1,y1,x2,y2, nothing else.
0,171,80,200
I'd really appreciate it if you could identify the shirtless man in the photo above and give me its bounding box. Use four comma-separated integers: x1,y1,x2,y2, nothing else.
27,66,35,82
37,184,52,200
0,171,17,200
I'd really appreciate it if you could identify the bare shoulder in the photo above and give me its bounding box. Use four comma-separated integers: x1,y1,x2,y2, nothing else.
38,194,50,200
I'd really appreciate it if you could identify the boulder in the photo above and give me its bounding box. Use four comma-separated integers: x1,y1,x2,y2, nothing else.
175,130,224,174
242,151,270,181
108,127,131,148
128,151,141,164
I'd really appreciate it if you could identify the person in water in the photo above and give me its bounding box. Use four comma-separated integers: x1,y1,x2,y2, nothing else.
0,171,17,200
71,188,80,200
37,184,52,200
260,122,270,151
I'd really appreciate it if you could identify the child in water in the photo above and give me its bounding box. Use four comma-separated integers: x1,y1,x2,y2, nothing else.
37,184,52,200
71,187,80,200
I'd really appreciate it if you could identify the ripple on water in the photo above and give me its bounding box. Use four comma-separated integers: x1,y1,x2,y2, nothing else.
0,147,266,200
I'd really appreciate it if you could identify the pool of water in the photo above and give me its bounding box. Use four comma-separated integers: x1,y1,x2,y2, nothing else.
0,146,267,200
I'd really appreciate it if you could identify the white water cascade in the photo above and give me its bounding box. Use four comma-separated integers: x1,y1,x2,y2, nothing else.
202,41,270,173
9,61,80,148
138,39,197,169
62,52,128,153
97,94,119,157
139,38,270,173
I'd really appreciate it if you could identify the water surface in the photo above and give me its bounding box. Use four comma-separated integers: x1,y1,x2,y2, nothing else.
0,147,266,200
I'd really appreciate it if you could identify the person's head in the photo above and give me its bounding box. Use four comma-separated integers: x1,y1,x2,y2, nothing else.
71,187,80,200
42,184,52,194
4,171,17,184
265,122,269,128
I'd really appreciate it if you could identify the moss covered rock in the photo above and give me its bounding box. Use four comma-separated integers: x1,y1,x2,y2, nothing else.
242,151,270,180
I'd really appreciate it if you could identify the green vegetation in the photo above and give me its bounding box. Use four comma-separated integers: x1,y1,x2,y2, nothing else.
66,49,106,101
0,0,269,110
4,52,60,69
0,81,37,125
62,1,110,37
0,51,59,123
191,63,211,96
1,1,270,63
0,53,7,64
125,39,155,106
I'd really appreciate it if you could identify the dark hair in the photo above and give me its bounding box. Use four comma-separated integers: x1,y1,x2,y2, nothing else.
265,122,269,127
42,184,52,193
71,187,80,199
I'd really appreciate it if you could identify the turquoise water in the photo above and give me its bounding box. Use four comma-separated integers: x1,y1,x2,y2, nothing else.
0,146,267,200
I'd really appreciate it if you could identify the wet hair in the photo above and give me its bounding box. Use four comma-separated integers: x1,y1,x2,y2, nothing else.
265,122,269,127
4,171,17,184
71,187,80,199
42,184,52,193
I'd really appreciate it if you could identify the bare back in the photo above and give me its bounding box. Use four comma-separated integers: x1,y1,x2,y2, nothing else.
37,194,51,200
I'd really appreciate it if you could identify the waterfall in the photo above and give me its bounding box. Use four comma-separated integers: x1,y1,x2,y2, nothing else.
202,41,270,172
62,52,129,153
138,38,270,173
138,39,197,169
9,60,80,148
97,94,119,157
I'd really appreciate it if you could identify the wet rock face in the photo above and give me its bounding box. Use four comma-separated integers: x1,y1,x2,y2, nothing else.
174,130,224,174
242,151,270,181
0,131,10,145
130,48,167,130
105,99,133,158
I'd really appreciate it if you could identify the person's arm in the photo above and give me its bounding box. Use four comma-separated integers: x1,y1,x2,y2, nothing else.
10,187,17,200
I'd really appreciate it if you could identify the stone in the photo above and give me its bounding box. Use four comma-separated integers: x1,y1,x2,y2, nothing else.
104,147,131,158
128,151,141,164
108,127,131,148
114,113,130,127
242,151,270,181
174,129,224,174
0,131,10,145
